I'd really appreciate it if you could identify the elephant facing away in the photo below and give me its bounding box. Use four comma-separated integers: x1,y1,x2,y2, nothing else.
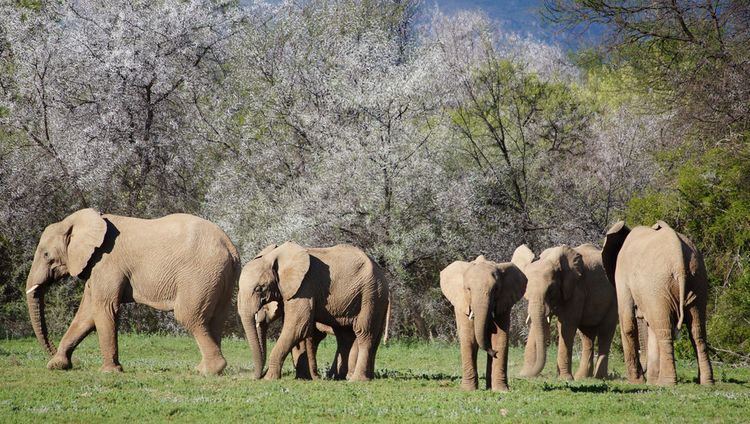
440,255,527,391
239,242,388,381
512,244,617,381
603,220,713,385
25,209,240,375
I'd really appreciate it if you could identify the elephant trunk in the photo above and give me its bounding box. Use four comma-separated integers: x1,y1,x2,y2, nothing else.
239,293,265,379
471,297,497,358
520,302,548,377
25,265,55,356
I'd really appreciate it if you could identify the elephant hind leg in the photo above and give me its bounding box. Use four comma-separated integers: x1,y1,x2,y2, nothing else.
685,304,714,385
176,306,226,376
646,325,660,383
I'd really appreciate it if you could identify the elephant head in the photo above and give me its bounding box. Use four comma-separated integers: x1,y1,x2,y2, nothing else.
25,209,107,357
513,244,583,377
441,256,526,358
238,241,310,378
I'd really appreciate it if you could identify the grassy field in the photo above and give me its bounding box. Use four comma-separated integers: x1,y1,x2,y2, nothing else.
1,334,749,423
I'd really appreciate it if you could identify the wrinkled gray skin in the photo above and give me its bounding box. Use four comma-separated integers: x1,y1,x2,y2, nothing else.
440,255,527,391
513,244,617,381
239,242,388,381
603,220,713,385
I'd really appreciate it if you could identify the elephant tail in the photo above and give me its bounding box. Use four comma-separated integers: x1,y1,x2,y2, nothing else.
382,293,391,346
676,272,686,330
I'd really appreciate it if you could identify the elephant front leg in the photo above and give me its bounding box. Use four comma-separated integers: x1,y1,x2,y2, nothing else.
266,311,311,380
48,286,97,370
487,311,510,391
574,328,595,380
455,310,478,390
556,320,577,381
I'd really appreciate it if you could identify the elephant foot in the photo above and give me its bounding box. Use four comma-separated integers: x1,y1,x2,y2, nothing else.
627,375,646,384
47,355,72,370
559,373,574,382
491,384,509,392
657,377,677,386
700,378,714,386
348,372,371,382
518,368,538,378
263,368,281,380
197,357,227,376
100,364,123,373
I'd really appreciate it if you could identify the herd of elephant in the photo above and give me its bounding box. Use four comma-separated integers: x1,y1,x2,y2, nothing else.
24,209,713,390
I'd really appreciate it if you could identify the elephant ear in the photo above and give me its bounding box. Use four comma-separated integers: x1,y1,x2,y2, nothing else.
560,246,583,301
63,208,107,277
651,220,670,230
257,301,281,323
253,244,278,259
494,264,527,313
511,244,534,271
270,241,310,301
440,261,472,315
602,221,630,287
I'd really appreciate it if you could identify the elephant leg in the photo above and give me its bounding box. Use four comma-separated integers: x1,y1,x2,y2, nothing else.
292,340,312,380
649,310,677,385
350,327,380,382
637,316,649,373
646,325,659,383
266,304,312,380
556,320,577,381
455,309,478,390
574,328,595,380
347,338,359,380
685,303,714,385
93,301,123,372
349,300,385,382
617,286,645,383
593,307,618,379
48,284,97,370
329,328,355,380
487,310,510,391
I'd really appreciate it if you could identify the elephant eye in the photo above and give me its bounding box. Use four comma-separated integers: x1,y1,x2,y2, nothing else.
253,286,263,293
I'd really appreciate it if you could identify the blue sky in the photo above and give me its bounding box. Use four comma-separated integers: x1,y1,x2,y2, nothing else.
433,0,601,49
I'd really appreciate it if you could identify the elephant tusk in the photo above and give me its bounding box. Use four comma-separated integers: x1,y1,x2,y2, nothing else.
468,310,474,321
254,312,260,328
26,285,39,294
525,314,531,325
546,316,551,324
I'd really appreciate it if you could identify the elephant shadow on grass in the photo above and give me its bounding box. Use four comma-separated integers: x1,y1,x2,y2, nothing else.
374,368,462,382
540,381,651,394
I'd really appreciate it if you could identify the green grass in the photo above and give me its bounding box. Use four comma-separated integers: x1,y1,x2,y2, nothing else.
1,334,749,423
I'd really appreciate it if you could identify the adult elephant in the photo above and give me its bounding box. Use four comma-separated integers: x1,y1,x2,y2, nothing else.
602,220,713,385
512,243,617,381
254,301,357,380
25,208,240,375
239,242,388,381
440,255,527,391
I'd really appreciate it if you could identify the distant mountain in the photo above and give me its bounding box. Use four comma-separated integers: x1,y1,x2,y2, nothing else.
432,0,602,49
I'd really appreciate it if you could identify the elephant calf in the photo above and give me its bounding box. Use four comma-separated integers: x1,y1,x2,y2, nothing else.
512,244,617,381
440,255,527,391
603,220,713,385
